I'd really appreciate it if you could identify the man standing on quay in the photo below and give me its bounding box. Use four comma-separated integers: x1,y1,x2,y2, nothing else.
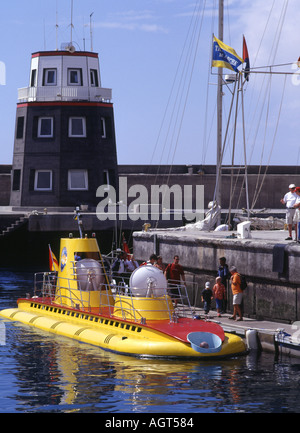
229,266,243,321
281,184,298,240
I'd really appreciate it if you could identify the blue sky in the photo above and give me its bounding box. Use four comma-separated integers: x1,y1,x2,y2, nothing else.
0,0,299,166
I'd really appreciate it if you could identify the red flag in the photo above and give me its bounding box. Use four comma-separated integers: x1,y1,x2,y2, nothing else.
122,233,130,255
49,245,59,272
243,36,250,81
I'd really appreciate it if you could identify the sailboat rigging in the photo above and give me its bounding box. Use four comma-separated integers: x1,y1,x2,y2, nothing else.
210,0,295,231
118,0,298,238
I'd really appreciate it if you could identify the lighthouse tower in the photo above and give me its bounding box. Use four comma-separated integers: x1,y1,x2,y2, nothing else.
10,46,118,210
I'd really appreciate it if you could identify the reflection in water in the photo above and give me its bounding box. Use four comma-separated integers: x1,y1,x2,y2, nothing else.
7,324,245,412
2,322,300,413
1,269,300,413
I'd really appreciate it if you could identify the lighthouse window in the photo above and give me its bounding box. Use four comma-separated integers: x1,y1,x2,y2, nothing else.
38,117,53,138
16,116,25,139
100,117,106,138
43,69,57,86
34,170,53,191
68,68,82,86
69,117,86,137
30,69,37,87
90,69,99,87
68,169,88,190
12,169,21,191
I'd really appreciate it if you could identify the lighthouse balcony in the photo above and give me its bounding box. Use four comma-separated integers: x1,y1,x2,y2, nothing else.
18,86,112,103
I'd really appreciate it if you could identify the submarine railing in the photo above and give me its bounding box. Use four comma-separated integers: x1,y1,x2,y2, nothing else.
34,272,195,323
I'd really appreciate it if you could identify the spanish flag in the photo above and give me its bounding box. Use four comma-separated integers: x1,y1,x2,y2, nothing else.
243,35,250,81
49,245,59,272
122,232,130,255
212,36,243,73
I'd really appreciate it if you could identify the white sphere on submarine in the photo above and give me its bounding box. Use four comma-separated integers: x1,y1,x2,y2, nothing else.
129,265,167,297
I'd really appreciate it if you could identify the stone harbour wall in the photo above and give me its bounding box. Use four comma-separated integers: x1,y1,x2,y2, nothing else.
133,230,300,324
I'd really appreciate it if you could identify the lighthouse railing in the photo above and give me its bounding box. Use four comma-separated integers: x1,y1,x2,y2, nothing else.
18,86,112,103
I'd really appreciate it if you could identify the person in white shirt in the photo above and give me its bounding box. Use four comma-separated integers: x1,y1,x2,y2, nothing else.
293,187,300,242
280,184,298,240
124,254,139,273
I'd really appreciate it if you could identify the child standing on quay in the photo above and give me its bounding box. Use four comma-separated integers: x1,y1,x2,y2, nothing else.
213,276,226,317
201,282,213,316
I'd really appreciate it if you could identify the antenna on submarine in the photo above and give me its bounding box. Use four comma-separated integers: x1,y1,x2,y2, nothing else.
74,207,84,238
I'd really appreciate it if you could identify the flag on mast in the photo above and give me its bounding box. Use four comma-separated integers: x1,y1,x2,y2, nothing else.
49,245,59,272
212,36,243,73
243,36,250,81
122,232,130,255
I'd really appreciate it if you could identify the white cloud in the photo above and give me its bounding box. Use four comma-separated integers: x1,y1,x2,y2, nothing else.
108,10,155,21
229,0,300,66
94,8,168,34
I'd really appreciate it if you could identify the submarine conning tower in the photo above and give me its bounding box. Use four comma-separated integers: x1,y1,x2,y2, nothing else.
10,48,118,210
54,236,114,311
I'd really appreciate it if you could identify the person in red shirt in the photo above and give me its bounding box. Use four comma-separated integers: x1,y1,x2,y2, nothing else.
164,255,186,285
212,276,226,317
164,255,186,305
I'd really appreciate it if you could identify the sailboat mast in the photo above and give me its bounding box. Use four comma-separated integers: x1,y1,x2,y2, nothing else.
216,0,224,223
70,0,73,45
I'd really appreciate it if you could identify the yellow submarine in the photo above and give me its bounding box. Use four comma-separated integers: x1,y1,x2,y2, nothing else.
0,214,246,360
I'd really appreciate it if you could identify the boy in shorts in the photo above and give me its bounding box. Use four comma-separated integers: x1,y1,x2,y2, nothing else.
212,277,226,317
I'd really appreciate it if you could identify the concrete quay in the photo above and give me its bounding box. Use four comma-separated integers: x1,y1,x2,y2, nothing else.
192,310,300,358
133,228,300,326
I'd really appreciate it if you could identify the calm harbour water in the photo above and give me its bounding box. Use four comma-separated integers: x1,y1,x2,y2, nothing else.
1,269,300,414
